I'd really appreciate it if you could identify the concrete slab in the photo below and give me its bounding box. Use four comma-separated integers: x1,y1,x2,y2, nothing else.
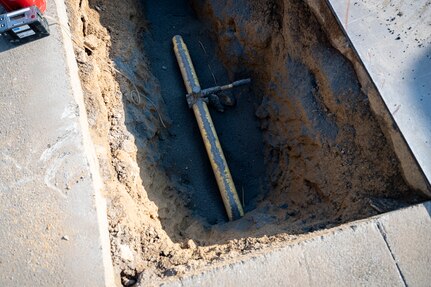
0,0,113,286
167,219,406,287
325,0,431,188
376,202,431,287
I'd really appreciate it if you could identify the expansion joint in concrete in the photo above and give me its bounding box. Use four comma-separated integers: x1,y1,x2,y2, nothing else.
376,222,408,287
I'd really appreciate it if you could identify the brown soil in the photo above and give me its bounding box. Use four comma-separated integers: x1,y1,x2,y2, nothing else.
65,0,426,286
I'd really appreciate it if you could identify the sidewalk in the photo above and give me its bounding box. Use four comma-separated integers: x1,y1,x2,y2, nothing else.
167,202,431,286
0,0,113,286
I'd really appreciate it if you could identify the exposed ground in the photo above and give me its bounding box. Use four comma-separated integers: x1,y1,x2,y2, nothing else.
65,0,426,285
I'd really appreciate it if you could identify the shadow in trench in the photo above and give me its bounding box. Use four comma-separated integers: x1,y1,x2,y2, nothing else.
94,0,268,244
140,0,267,225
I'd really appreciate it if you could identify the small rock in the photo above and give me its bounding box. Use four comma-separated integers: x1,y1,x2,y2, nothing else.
119,244,134,262
162,65,167,70
136,269,158,284
163,268,177,277
219,93,236,106
62,235,69,241
84,34,100,50
75,49,88,64
121,277,136,287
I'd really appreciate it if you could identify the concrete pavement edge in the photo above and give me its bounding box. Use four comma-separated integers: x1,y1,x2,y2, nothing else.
53,0,116,285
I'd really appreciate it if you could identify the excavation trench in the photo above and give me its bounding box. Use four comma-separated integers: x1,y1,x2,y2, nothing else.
67,0,427,285
143,0,266,225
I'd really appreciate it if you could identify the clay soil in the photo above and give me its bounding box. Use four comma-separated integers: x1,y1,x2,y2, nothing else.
65,0,425,286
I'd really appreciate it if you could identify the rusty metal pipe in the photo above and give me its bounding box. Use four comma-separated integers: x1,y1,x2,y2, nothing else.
200,79,251,96
172,35,244,221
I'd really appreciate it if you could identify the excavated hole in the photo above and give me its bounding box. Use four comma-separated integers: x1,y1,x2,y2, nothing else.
137,0,424,239
68,0,428,283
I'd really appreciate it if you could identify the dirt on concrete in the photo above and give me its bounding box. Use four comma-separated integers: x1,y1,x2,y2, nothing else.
65,0,426,285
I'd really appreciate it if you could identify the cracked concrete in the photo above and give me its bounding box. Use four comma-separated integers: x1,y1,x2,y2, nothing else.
376,202,431,287
376,222,408,286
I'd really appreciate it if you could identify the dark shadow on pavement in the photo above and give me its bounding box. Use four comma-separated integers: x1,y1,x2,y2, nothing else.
0,32,50,53
424,201,431,219
0,37,18,52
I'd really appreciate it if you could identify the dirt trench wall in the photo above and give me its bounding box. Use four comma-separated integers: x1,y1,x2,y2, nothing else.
191,0,425,222
65,0,195,284
191,0,430,197
305,1,430,195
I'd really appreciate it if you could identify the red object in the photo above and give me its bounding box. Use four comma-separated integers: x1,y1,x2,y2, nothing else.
0,0,46,13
